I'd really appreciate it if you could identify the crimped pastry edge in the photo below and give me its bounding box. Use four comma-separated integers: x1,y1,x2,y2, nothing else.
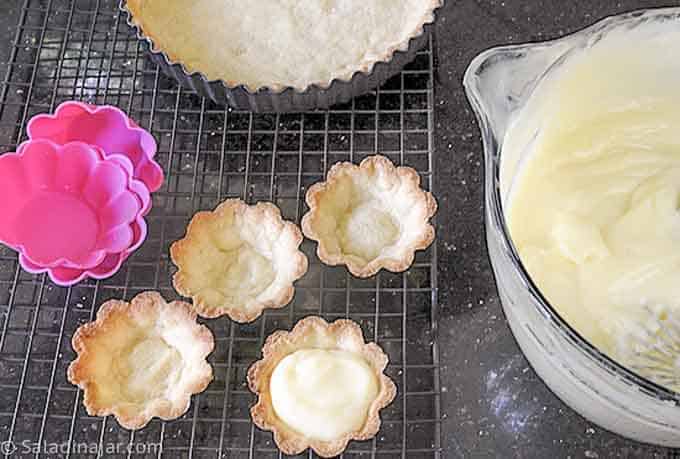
67,291,215,430
120,0,443,110
247,316,397,458
301,155,437,278
171,199,308,323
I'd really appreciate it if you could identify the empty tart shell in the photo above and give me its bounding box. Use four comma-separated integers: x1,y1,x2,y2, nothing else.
171,199,308,322
302,155,437,278
67,291,214,430
248,316,397,457
120,0,442,111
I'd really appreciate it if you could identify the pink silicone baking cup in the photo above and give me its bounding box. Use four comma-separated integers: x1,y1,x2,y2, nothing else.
27,101,164,192
0,139,149,286
31,154,151,286
98,149,152,218
19,220,146,286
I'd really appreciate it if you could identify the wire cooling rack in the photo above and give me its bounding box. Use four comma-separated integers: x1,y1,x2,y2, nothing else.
0,0,441,457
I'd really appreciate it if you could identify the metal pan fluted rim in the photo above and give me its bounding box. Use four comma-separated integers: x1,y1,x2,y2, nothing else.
119,0,442,112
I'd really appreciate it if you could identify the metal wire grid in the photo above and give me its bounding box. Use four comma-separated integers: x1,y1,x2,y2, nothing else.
0,0,441,457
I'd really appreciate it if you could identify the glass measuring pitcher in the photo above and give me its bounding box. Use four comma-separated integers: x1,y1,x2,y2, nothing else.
464,8,680,446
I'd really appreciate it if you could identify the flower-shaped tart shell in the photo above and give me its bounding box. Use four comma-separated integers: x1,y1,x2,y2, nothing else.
171,199,308,322
20,220,146,287
248,316,397,458
302,155,437,277
67,291,214,430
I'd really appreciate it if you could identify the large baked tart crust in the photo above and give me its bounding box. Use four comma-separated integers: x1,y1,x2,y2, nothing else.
124,0,443,93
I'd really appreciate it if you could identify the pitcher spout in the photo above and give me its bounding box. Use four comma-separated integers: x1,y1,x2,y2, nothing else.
463,40,572,147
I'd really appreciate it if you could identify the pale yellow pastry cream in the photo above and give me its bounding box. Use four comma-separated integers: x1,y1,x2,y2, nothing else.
503,21,680,360
248,317,396,457
270,349,379,441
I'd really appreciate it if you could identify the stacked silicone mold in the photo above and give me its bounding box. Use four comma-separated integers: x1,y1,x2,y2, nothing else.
0,102,163,286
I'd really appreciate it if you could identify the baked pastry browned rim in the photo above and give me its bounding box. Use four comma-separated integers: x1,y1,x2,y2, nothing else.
302,155,437,278
120,0,443,111
171,199,308,323
247,316,397,457
67,291,214,430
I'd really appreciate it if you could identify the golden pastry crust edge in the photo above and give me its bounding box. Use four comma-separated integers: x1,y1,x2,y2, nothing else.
171,199,308,323
247,316,397,458
67,291,215,430
124,0,442,93
302,155,437,278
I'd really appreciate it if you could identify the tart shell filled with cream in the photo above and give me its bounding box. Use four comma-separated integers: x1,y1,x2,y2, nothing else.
67,291,214,430
302,155,437,278
171,199,308,323
248,316,396,457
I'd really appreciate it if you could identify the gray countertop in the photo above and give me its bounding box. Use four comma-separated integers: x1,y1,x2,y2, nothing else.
1,0,679,457
434,0,680,457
